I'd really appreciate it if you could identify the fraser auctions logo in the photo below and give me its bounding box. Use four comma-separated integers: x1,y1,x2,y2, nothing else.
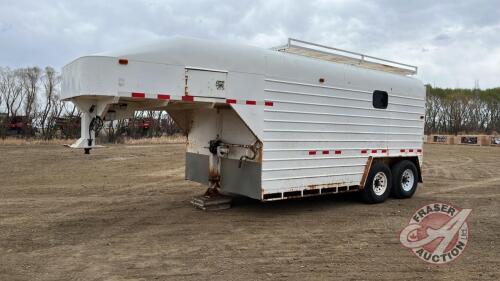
399,202,472,264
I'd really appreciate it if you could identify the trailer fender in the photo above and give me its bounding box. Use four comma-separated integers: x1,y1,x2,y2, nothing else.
360,156,423,188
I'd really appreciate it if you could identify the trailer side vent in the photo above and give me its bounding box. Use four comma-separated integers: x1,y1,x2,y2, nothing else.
338,186,348,192
303,189,320,196
263,193,282,200
321,187,337,194
373,90,388,109
283,191,302,198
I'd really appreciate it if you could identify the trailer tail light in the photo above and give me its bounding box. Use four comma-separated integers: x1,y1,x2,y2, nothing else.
335,150,342,155
226,99,237,104
309,151,317,155
246,100,257,105
322,150,329,155
118,58,128,65
264,101,274,106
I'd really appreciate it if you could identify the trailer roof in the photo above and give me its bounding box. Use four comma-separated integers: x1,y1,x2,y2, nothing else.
272,38,418,76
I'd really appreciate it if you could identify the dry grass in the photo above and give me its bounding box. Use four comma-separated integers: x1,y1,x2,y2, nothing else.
0,138,76,146
0,135,187,146
122,134,187,145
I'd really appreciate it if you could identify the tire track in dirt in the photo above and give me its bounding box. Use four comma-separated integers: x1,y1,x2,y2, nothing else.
422,176,500,195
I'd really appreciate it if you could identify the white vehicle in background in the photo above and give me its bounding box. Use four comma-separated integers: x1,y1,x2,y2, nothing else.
62,37,425,204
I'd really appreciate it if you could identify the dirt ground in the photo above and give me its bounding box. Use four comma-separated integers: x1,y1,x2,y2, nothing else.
0,143,499,281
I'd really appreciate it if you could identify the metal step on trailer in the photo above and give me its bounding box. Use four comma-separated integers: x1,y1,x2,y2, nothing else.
191,193,232,211
272,38,418,76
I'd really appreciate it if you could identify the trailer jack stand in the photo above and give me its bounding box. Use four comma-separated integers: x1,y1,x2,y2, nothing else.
66,97,116,154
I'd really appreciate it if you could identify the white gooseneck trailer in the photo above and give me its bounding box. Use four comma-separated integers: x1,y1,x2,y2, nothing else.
62,37,425,203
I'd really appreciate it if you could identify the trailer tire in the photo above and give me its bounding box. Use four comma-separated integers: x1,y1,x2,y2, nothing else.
391,160,418,199
362,162,392,204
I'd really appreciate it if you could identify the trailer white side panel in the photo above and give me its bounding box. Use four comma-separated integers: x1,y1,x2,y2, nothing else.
261,54,425,194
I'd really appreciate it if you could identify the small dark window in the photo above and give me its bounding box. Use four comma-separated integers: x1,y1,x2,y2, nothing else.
373,90,388,109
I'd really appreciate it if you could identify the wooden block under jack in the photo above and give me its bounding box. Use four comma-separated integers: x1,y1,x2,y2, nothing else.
191,194,232,211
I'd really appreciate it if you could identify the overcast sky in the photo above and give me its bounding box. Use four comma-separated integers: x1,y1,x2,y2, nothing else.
1,0,499,88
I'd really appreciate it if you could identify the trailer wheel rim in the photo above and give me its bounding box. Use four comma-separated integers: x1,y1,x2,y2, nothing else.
401,169,415,192
372,172,388,196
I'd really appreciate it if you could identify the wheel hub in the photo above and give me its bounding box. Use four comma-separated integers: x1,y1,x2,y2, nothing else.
401,169,415,192
373,172,388,196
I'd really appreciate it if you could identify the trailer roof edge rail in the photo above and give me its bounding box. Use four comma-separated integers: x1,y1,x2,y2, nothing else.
272,38,418,76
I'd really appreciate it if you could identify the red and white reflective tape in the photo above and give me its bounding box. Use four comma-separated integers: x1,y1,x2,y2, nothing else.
131,92,146,98
157,94,170,100
309,148,423,156
309,150,342,155
400,148,423,153
129,92,273,106
226,98,273,106
182,95,194,102
366,149,388,154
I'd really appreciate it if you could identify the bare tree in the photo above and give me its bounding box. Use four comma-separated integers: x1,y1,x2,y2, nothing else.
19,67,41,136
38,67,62,139
0,67,23,118
20,68,40,117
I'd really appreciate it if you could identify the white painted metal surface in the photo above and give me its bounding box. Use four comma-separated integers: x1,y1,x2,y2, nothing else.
62,37,425,200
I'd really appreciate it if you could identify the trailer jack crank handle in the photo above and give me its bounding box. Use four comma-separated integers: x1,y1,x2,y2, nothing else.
85,115,104,154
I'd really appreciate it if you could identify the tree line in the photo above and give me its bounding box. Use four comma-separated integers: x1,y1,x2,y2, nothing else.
0,66,180,140
425,85,500,135
0,66,71,139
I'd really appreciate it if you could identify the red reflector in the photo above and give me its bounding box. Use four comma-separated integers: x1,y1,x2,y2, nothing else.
409,149,414,152
157,94,170,100
264,101,274,106
400,149,406,153
246,100,256,105
335,150,342,155
417,149,422,153
182,95,194,102
309,151,317,155
118,58,128,65
319,78,325,83
361,150,367,154
371,149,377,153
322,150,329,155
381,149,387,153
226,99,237,104
131,92,145,98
